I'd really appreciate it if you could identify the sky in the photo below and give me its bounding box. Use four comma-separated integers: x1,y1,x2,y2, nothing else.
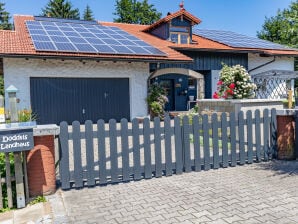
1,0,294,37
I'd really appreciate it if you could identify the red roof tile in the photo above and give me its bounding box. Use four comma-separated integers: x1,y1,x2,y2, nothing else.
143,9,201,32
0,14,298,61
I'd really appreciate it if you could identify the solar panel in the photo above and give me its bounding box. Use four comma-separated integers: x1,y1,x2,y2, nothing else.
26,18,167,56
193,29,290,50
34,16,99,25
31,35,51,42
34,41,56,51
55,42,77,51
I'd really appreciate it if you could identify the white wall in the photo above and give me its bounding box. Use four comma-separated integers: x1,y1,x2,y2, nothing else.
248,53,294,75
249,53,295,99
3,58,150,120
210,55,295,99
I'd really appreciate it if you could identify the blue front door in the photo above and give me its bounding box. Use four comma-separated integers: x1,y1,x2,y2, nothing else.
153,73,198,111
159,79,175,111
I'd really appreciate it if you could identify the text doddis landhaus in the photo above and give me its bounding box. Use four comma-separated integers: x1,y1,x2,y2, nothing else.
1,134,30,150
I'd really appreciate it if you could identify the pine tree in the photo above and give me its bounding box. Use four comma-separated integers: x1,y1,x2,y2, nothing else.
0,2,12,30
83,5,94,21
41,0,80,19
113,0,161,25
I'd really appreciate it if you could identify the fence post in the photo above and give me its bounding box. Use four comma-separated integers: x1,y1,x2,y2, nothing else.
270,109,277,159
27,127,58,196
14,152,25,208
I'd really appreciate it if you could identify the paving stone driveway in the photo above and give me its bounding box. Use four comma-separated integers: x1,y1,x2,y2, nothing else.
49,160,298,224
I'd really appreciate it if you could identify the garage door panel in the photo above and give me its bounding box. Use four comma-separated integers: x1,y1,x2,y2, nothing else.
30,78,130,124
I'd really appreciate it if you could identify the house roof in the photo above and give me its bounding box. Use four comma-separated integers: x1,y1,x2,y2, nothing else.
0,15,192,62
108,21,298,56
1,10,298,62
142,8,201,32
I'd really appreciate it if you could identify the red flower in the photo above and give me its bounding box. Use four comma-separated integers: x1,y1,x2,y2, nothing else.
226,89,234,95
217,80,223,85
213,92,219,99
229,83,236,89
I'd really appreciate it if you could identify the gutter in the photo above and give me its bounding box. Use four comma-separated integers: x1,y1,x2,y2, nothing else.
171,47,261,54
0,54,193,64
248,56,276,73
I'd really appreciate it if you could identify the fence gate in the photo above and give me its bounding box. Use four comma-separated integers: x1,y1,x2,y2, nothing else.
58,109,277,190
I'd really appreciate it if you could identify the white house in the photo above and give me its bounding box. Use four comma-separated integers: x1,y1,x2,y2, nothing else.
0,7,297,124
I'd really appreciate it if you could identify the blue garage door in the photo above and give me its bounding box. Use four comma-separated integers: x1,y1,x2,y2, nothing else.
30,78,130,124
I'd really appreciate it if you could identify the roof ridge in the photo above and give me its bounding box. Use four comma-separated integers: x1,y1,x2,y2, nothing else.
13,14,33,17
99,21,148,27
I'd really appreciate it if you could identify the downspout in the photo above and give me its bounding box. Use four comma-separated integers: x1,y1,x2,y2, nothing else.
248,56,276,73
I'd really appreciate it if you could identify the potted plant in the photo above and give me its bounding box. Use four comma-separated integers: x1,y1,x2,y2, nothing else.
146,83,168,120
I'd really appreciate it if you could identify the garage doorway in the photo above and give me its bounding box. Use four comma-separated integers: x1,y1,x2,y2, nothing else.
30,78,130,124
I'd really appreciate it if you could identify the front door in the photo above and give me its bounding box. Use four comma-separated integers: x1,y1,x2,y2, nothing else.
159,79,175,111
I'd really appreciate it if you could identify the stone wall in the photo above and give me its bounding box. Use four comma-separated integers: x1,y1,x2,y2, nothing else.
197,99,284,116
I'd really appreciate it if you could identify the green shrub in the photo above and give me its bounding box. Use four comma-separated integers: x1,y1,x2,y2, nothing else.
29,196,46,205
147,83,168,119
0,153,16,211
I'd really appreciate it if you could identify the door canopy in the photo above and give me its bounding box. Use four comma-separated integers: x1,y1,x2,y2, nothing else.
150,68,204,80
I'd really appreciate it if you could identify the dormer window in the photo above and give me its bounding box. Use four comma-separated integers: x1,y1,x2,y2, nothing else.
170,32,189,44
170,26,190,44
142,8,201,44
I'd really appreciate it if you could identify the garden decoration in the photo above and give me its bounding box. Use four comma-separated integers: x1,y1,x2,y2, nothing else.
213,64,257,99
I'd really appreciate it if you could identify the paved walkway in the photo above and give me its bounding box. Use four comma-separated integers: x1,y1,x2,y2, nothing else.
49,160,298,224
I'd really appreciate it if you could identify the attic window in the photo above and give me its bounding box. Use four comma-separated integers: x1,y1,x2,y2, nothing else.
170,32,189,44
170,26,190,44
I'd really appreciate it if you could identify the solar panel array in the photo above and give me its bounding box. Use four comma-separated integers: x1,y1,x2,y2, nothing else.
194,29,290,50
26,19,166,56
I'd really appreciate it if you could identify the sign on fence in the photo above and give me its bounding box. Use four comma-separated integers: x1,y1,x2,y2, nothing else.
0,129,34,152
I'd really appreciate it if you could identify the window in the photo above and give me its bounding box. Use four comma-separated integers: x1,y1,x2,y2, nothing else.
188,78,196,89
169,25,190,44
180,34,189,44
170,32,190,44
170,33,179,43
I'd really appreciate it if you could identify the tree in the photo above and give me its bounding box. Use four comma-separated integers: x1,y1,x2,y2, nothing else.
113,0,162,25
83,5,94,21
257,1,298,70
41,0,80,19
0,2,12,30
